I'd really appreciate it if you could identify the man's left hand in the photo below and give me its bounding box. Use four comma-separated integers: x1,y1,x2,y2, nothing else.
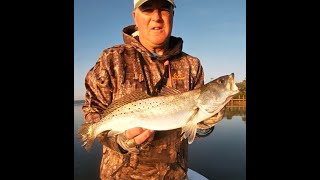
197,107,225,130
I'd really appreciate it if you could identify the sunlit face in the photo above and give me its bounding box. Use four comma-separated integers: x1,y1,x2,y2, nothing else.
132,0,174,50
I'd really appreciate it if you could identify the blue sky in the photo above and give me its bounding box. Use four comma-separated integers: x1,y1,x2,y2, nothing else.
74,0,246,100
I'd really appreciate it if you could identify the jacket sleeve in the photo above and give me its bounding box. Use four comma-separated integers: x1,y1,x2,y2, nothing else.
81,50,125,153
192,60,205,90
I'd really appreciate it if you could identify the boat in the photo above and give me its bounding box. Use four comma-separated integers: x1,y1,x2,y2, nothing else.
187,168,209,180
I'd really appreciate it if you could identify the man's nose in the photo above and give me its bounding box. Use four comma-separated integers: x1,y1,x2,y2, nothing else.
151,9,162,21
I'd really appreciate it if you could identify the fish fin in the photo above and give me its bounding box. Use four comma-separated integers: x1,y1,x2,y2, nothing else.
180,107,200,144
107,130,122,137
186,107,199,123
102,91,152,117
77,123,95,152
181,121,198,144
158,87,182,96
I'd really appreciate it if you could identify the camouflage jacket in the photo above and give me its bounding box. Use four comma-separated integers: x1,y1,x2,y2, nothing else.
82,25,212,180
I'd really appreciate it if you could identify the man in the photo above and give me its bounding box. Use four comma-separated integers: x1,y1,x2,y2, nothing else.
82,0,225,179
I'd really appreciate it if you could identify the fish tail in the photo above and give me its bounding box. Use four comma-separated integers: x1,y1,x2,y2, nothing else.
77,123,95,151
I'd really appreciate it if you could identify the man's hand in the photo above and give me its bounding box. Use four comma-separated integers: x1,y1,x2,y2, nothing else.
197,107,226,130
117,127,155,153
125,127,155,145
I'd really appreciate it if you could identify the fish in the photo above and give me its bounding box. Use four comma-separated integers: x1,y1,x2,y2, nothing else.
78,73,239,151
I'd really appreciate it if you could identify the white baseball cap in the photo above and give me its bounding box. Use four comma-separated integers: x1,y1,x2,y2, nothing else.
134,0,176,9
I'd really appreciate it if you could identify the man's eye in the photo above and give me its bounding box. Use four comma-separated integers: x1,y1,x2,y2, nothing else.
141,8,153,12
161,8,170,12
161,5,171,11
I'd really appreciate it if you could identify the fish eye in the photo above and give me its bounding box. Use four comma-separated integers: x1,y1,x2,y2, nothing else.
218,79,224,84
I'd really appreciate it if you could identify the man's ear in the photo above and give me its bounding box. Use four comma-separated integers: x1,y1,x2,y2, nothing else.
132,11,136,24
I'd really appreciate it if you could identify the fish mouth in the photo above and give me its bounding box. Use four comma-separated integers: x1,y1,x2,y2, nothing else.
225,90,240,102
229,73,235,80
227,73,239,92
231,89,240,95
226,95,234,103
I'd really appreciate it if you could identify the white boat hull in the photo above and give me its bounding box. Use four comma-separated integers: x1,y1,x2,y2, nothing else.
187,168,209,180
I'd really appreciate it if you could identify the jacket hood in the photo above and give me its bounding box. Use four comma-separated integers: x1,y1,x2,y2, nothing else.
122,25,183,61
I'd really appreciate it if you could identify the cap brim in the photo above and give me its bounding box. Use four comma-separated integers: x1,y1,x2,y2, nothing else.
134,0,148,9
134,0,176,9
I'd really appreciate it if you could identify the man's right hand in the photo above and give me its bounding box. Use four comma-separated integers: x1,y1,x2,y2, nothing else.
117,127,155,153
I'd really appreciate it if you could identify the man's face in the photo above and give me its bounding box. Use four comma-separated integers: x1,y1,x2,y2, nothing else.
133,0,174,48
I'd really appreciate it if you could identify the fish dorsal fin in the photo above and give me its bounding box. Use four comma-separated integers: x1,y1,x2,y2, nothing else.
158,87,182,96
102,91,152,117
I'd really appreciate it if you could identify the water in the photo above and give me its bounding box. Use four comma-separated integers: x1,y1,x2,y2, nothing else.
74,104,246,180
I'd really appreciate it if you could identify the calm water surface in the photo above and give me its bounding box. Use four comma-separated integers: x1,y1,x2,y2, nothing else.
74,104,246,180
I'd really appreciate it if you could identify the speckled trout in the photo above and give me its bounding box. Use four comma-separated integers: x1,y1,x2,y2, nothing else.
78,73,239,151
